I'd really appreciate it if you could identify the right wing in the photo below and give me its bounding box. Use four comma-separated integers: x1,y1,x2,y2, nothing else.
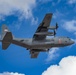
33,13,53,40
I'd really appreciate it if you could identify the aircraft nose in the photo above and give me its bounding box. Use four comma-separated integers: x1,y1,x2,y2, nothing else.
70,40,75,44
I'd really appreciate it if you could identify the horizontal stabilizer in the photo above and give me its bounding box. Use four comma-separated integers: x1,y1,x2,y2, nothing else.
2,32,13,50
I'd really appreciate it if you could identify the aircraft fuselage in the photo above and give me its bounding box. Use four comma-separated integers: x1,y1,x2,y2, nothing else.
13,37,74,51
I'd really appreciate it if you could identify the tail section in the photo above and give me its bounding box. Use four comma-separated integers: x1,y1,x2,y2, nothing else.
1,25,10,39
1,25,13,50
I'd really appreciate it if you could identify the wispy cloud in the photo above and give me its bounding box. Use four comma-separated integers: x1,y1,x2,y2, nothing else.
37,0,61,4
53,10,64,19
46,48,59,62
0,72,25,75
68,0,76,4
42,56,76,75
57,0,61,3
37,0,52,3
62,20,76,33
31,17,38,25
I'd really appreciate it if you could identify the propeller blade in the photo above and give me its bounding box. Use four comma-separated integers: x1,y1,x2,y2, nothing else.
56,22,58,29
54,30,56,37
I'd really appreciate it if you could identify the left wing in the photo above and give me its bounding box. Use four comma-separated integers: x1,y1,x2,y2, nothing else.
33,13,53,40
30,49,48,58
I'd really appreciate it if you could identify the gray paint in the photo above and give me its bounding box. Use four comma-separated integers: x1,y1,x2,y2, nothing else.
0,13,74,58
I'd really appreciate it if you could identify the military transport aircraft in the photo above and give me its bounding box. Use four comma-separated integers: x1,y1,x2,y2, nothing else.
0,13,74,58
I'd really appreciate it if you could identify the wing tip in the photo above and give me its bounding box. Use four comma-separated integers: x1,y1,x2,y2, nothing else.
46,13,53,15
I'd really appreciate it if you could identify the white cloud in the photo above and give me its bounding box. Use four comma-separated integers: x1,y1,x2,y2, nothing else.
63,20,76,32
68,0,76,4
0,0,36,19
46,48,59,62
0,0,38,29
31,17,38,25
0,72,25,75
42,56,76,75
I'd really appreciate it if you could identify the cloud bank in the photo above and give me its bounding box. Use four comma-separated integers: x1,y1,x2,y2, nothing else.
42,56,76,75
0,72,25,75
0,0,36,19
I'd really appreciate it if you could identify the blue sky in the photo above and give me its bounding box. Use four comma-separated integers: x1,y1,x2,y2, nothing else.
0,0,76,75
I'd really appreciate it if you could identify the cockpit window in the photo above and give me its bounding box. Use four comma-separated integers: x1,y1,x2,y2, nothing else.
67,37,70,40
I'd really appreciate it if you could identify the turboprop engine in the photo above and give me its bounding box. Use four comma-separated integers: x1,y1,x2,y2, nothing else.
48,23,58,30
35,31,56,36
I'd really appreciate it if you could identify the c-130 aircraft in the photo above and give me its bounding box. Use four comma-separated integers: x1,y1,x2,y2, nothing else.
0,13,74,58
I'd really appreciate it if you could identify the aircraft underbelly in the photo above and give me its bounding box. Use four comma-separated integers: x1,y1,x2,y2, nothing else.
29,42,64,49
30,43,53,49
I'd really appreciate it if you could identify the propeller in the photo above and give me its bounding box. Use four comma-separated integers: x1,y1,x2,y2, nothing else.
56,22,58,29
54,30,56,37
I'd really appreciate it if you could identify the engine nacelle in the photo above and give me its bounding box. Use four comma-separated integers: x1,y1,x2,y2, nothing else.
35,31,56,36
48,23,58,30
